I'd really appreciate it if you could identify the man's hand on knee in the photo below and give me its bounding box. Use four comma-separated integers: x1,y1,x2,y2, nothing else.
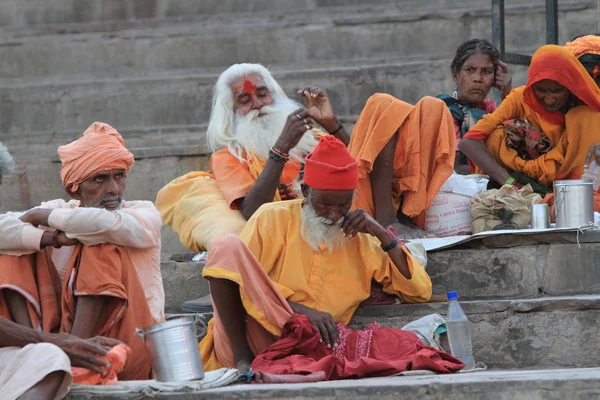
288,302,338,349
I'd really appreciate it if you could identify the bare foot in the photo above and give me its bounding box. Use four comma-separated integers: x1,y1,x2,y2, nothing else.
235,359,252,375
392,213,436,240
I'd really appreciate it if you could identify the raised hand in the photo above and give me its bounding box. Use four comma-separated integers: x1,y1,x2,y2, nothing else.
340,208,387,239
274,108,315,154
297,87,338,133
495,61,512,99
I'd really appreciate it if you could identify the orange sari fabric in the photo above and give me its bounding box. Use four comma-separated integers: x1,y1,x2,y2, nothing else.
348,94,455,228
464,45,600,185
0,244,153,381
565,35,600,58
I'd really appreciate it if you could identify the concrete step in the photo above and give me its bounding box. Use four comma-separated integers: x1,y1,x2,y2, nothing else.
0,57,530,136
66,368,600,399
160,236,600,312
0,0,510,29
0,0,594,79
159,294,600,371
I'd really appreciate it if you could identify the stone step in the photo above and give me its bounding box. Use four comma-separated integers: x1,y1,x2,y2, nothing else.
0,0,515,30
353,294,600,370
0,57,530,136
0,0,594,79
160,295,600,371
160,236,600,312
66,367,600,399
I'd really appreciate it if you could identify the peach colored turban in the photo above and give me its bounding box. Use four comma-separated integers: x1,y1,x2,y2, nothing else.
58,122,134,192
565,35,600,59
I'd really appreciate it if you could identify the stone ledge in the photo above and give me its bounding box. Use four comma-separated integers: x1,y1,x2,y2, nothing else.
66,367,600,399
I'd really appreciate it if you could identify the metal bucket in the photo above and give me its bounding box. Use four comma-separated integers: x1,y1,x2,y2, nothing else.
136,317,205,382
553,179,594,228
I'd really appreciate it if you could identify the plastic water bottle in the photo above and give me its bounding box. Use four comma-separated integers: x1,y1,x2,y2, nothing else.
446,291,476,370
582,158,600,191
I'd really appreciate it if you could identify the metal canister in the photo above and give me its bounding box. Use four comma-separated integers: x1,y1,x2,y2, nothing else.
136,317,205,382
530,203,550,229
553,179,594,228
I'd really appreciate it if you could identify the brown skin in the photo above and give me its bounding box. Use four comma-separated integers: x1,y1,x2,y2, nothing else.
231,75,347,219
8,169,127,338
459,79,571,186
211,185,413,374
0,316,123,399
370,133,432,239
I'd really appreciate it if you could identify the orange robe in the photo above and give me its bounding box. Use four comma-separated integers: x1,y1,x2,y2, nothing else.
0,244,154,380
465,45,600,186
348,94,455,228
199,199,432,371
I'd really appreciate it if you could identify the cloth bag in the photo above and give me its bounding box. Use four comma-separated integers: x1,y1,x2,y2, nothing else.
470,184,542,233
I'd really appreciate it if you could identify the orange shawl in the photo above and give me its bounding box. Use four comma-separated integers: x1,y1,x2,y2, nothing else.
464,45,600,185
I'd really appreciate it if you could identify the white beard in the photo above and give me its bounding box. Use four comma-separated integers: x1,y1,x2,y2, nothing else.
233,98,319,163
300,202,349,252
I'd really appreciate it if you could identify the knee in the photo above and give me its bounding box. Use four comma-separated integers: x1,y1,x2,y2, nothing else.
24,343,70,365
209,234,245,255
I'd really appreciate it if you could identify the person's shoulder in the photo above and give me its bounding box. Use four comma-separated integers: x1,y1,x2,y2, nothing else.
122,200,158,210
251,199,302,223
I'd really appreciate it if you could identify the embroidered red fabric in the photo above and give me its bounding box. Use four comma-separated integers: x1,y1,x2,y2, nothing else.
251,314,464,381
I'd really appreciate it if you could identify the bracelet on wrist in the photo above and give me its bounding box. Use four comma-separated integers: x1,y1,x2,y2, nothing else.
328,124,344,135
269,147,290,164
380,238,398,252
51,230,63,249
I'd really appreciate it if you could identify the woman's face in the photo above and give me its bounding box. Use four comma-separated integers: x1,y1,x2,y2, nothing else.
453,52,495,107
532,79,571,113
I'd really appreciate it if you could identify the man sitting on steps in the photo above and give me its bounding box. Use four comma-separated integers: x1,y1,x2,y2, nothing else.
0,122,164,380
178,63,349,313
199,135,432,372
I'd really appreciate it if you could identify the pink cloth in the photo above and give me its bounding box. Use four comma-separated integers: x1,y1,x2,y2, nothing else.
0,199,165,323
251,314,465,381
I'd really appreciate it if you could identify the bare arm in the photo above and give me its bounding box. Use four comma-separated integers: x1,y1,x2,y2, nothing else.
458,138,511,185
238,108,314,219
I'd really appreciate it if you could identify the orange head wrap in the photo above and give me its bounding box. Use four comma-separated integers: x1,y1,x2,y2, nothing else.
304,135,358,191
564,35,600,59
523,45,600,125
58,122,134,192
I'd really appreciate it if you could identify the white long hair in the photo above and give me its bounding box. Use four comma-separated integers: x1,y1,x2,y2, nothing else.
0,143,14,177
206,63,316,163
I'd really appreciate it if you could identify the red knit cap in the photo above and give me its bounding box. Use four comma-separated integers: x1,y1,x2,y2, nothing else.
304,135,358,190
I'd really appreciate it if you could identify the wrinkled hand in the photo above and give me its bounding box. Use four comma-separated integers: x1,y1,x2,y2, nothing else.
297,87,337,132
340,208,386,239
19,208,52,227
495,61,512,99
55,231,80,247
289,302,338,348
47,333,123,375
274,108,315,153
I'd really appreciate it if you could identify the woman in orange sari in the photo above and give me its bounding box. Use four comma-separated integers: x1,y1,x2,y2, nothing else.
458,45,600,193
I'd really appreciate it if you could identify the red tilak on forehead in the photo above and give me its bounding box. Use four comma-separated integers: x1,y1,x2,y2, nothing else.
243,80,257,92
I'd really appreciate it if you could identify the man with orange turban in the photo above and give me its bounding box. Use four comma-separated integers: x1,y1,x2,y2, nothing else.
198,135,432,374
0,122,164,381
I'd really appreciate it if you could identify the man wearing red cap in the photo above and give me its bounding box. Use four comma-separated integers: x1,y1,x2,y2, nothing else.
198,135,432,374
0,122,163,380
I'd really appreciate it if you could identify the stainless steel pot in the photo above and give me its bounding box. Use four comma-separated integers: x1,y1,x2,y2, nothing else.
553,179,594,228
136,317,205,382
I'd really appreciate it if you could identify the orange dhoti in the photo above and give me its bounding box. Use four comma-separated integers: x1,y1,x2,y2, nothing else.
0,244,153,380
199,235,293,371
348,94,456,228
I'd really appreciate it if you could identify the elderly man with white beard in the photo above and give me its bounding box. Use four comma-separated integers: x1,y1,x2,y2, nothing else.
198,135,432,373
206,63,350,220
